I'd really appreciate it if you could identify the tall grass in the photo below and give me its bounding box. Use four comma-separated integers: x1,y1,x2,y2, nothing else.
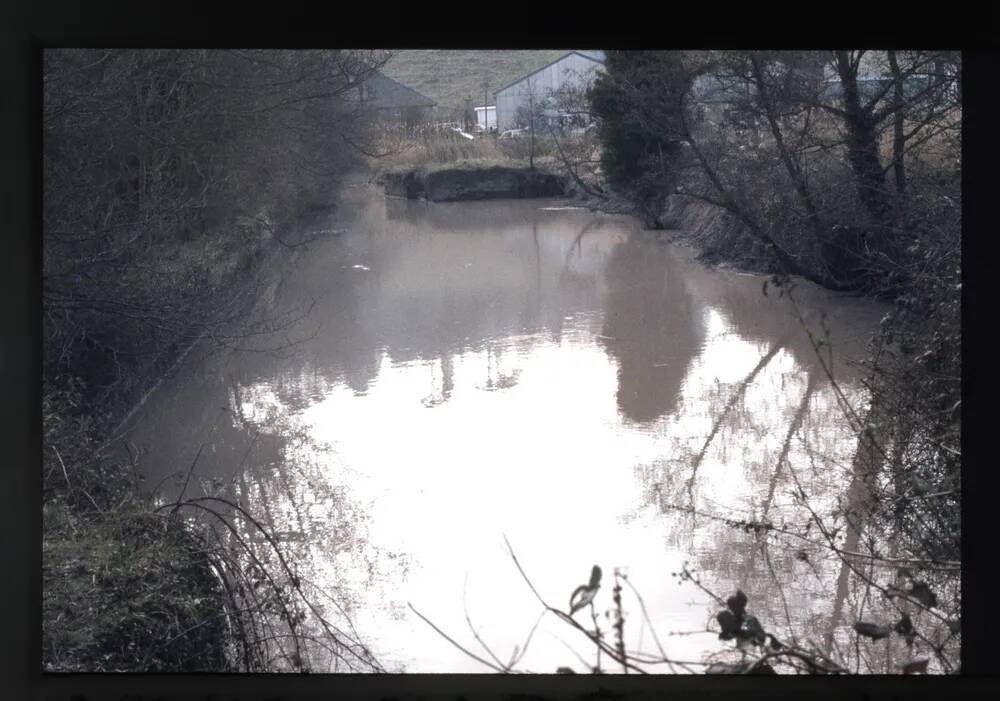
42,410,382,673
372,126,557,173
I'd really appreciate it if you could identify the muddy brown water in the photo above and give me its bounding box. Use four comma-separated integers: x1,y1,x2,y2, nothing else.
120,186,903,672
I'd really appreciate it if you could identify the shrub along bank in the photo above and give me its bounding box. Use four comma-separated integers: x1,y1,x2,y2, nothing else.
585,50,961,673
42,49,388,672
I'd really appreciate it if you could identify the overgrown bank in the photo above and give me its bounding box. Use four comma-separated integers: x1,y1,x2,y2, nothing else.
42,211,320,672
579,50,961,673
42,49,389,672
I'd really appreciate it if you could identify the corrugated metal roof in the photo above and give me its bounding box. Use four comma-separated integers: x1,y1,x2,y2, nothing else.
494,51,606,96
361,71,437,109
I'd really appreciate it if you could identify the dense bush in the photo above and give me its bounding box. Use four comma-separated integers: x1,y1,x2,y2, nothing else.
590,51,686,194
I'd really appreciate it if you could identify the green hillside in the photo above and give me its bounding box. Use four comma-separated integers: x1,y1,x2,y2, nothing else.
381,50,569,115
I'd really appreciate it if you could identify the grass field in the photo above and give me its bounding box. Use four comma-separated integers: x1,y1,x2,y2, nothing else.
381,49,571,115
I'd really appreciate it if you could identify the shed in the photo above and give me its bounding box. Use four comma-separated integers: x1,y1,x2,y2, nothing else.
474,105,497,131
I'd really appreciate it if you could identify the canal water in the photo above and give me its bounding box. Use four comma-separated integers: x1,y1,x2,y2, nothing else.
120,185,894,672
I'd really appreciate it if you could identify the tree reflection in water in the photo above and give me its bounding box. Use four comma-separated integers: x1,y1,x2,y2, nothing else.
121,188,934,673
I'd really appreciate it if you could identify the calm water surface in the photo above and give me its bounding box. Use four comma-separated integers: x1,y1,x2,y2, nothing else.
123,186,890,672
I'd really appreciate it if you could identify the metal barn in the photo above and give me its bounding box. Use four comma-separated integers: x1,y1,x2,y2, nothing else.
494,51,606,132
353,71,437,127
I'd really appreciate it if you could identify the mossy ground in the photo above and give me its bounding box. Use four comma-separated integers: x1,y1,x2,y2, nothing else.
42,492,231,672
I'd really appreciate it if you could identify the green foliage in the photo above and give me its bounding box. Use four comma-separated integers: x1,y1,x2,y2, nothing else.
589,51,687,195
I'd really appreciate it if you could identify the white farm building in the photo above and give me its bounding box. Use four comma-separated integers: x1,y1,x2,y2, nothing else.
474,105,497,131
494,51,606,132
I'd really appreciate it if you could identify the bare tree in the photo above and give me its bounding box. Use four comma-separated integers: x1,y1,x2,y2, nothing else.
546,78,606,199
43,49,391,428
512,76,548,170
585,50,960,674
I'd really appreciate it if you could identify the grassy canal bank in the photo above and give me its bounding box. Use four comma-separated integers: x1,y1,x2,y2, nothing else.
42,206,365,673
43,215,279,672
41,48,395,672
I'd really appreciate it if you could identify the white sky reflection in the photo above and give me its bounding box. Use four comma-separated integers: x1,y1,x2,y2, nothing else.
124,193,888,672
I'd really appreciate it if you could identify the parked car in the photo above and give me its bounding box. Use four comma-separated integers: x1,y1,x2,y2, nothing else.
499,128,528,140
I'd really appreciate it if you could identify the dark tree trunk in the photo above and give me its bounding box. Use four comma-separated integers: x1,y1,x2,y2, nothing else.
887,50,907,196
749,55,827,241
835,51,892,221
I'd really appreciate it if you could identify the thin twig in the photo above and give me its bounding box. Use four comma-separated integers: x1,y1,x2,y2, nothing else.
619,574,689,673
54,446,71,489
407,603,506,673
172,443,205,514
502,533,547,607
462,573,508,670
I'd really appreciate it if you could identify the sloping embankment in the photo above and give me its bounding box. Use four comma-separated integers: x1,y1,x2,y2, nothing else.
381,165,566,202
